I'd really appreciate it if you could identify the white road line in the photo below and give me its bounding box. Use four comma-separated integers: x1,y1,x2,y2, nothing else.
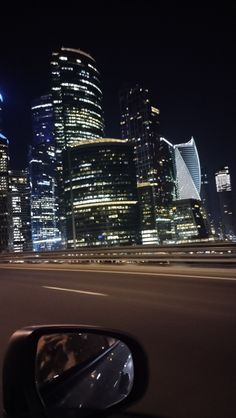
1,265,236,282
43,285,108,297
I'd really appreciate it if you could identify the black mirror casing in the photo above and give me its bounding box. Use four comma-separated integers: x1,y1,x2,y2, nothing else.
2,325,148,418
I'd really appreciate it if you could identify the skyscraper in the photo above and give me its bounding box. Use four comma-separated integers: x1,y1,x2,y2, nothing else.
0,92,3,130
51,47,104,239
200,167,215,235
30,92,62,251
9,170,32,252
120,86,175,244
0,93,10,252
0,135,10,252
63,139,140,248
51,47,104,151
29,142,61,251
161,136,211,241
31,94,54,145
173,199,210,242
174,137,201,199
215,166,235,239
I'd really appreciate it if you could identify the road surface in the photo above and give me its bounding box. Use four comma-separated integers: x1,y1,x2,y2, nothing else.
0,264,236,418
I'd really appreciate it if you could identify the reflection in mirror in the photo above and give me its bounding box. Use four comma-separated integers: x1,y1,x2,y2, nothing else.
35,332,134,412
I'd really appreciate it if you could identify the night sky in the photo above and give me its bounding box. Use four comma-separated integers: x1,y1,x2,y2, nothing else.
1,3,236,197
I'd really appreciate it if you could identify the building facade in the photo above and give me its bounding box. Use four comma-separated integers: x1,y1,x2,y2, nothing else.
120,86,175,244
215,166,235,239
31,94,54,145
0,134,10,252
174,137,201,195
9,170,32,252
173,138,201,200
200,168,215,235
160,136,211,241
63,139,140,248
0,93,10,252
51,47,105,239
29,143,61,251
173,199,210,242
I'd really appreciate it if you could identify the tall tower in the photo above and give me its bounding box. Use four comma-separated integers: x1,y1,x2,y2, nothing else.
201,167,215,235
30,94,61,251
0,92,3,133
215,166,235,239
51,47,104,242
9,170,32,252
29,143,61,251
0,93,10,252
174,137,201,195
51,47,104,150
63,139,140,248
161,136,210,241
31,94,54,145
172,138,201,201
120,86,175,244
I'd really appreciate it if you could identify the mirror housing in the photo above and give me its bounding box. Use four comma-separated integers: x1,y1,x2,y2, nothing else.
3,325,148,418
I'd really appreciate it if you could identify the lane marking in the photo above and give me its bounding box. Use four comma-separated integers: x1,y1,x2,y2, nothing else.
43,285,108,297
1,265,236,282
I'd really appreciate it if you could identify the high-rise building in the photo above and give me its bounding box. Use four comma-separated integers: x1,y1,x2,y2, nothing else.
155,138,176,242
173,199,210,242
9,170,32,252
0,135,10,252
51,47,105,239
120,86,175,244
161,136,211,241
0,93,10,252
215,166,235,239
200,168,215,235
172,137,201,200
63,139,140,248
174,137,201,194
201,168,211,214
0,92,3,131
31,94,54,145
29,143,61,251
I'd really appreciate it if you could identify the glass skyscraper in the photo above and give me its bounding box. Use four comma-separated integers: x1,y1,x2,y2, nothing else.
161,137,201,201
161,137,210,241
51,47,104,151
30,93,61,251
31,94,54,145
9,170,32,252
29,143,61,251
0,93,10,252
51,47,104,239
120,85,175,244
215,166,235,239
173,199,210,242
174,137,201,196
201,168,215,235
63,139,140,248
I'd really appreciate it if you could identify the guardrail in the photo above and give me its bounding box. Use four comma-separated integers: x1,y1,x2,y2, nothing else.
1,242,236,267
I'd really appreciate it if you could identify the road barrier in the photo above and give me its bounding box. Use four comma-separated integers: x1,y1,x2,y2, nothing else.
1,242,236,267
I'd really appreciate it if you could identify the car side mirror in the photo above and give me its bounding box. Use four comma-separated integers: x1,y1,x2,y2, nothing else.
3,326,148,417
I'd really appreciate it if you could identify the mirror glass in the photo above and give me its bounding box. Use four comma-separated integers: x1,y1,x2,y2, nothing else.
35,332,134,412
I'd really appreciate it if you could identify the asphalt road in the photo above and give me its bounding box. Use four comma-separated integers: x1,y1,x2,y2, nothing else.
0,264,236,418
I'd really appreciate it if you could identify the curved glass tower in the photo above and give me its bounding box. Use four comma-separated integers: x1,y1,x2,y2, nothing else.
174,137,201,194
51,48,104,244
51,47,104,152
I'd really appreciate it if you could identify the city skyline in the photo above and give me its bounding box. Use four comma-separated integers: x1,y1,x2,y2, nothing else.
0,5,235,191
